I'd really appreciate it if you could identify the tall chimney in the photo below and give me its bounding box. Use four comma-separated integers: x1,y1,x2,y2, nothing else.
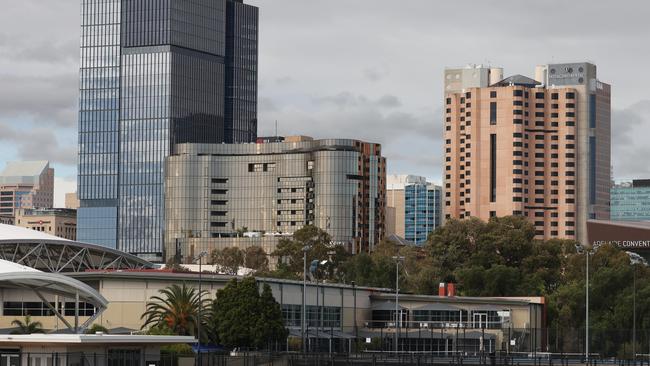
446,283,456,297
438,282,447,297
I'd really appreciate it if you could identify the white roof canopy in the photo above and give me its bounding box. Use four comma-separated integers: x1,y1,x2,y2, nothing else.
0,258,108,333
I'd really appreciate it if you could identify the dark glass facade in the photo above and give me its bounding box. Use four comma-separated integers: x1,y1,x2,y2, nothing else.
77,0,121,248
225,0,258,143
77,0,258,259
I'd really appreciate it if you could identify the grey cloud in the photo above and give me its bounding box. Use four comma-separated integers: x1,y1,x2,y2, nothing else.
612,101,650,179
363,68,389,82
258,93,443,177
8,40,79,64
377,95,401,108
0,122,77,167
0,73,78,127
312,92,403,110
275,76,293,85
259,97,280,113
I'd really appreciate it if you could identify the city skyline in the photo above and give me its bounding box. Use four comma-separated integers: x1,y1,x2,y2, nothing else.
3,0,650,207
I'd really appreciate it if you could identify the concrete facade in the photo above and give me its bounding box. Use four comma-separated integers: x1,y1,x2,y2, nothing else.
65,192,80,210
443,63,610,243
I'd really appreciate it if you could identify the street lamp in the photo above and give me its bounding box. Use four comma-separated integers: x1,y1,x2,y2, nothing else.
626,251,647,363
193,251,207,363
301,245,312,353
392,255,405,354
575,244,594,362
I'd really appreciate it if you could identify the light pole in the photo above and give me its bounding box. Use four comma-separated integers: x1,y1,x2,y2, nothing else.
575,244,593,362
193,251,207,364
301,245,311,353
352,281,358,352
309,259,321,352
626,251,647,363
392,255,405,354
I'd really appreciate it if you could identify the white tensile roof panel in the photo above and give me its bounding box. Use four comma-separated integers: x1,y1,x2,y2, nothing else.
0,223,71,242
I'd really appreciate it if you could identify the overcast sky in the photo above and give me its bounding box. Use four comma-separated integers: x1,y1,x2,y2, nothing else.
1,0,650,206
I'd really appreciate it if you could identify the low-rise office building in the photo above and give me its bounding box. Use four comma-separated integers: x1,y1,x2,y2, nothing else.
165,137,386,262
15,208,77,241
611,180,650,221
386,175,442,245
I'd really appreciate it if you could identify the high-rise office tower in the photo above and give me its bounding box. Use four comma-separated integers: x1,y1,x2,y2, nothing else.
386,175,442,245
77,0,258,260
0,161,54,217
443,63,610,243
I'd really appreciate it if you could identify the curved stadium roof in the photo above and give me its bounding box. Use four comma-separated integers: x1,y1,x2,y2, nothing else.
0,224,154,272
0,258,108,333
0,259,108,309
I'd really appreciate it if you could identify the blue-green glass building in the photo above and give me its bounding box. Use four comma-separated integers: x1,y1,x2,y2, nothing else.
611,180,650,221
387,175,442,245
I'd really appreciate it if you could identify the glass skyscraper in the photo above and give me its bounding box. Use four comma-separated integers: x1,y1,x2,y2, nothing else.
77,0,258,260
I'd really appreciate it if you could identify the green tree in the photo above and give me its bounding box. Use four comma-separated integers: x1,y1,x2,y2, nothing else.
212,277,286,349
426,217,485,281
244,246,269,272
211,247,244,275
141,283,210,340
235,227,249,237
270,225,348,280
10,316,44,334
254,283,289,348
85,323,109,334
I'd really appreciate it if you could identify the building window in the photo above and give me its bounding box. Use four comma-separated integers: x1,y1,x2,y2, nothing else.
490,91,497,98
490,134,497,202
589,136,596,204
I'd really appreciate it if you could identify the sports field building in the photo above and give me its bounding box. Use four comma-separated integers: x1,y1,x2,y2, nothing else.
0,224,545,354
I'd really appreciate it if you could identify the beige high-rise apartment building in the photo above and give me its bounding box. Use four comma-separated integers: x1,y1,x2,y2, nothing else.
443,63,610,243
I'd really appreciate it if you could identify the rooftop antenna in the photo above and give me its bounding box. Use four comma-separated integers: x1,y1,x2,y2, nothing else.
275,120,278,139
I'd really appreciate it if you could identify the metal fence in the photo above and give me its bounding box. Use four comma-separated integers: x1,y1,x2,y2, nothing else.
281,327,650,360
6,351,650,366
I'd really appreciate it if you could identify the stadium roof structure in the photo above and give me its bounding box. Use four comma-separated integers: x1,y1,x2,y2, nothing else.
0,224,154,272
0,258,108,333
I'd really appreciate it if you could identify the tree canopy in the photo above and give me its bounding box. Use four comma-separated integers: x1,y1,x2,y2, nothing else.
212,277,287,348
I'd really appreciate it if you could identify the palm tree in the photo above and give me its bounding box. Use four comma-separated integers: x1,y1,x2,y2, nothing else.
11,316,44,334
141,283,210,339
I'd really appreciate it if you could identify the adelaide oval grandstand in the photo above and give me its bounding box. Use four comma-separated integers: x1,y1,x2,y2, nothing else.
0,224,154,272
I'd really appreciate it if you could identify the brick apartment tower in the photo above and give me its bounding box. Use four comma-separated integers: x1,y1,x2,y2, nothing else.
442,63,610,243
